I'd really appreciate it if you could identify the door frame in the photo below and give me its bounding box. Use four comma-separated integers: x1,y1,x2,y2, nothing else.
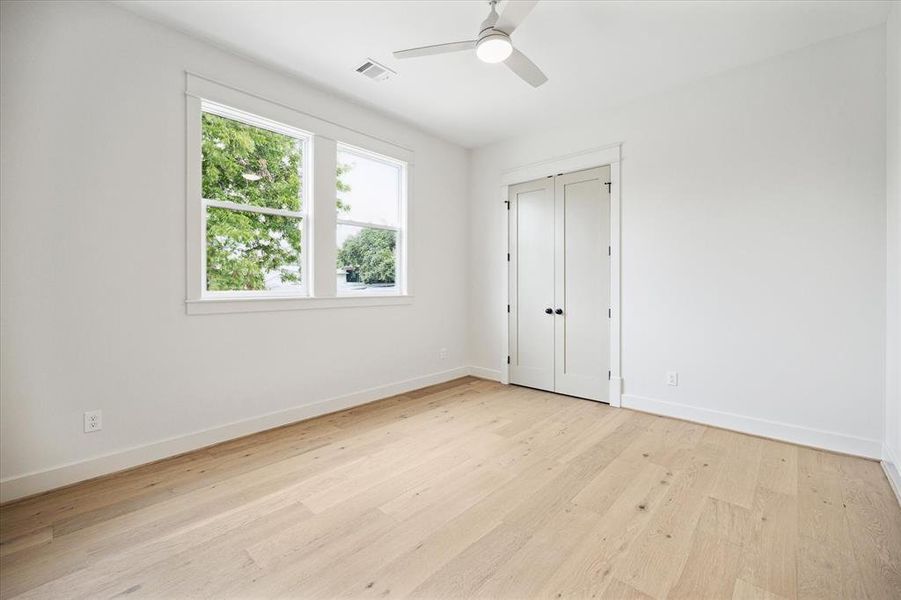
501,143,623,407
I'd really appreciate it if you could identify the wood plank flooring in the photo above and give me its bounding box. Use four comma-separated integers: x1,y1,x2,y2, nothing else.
1,377,899,599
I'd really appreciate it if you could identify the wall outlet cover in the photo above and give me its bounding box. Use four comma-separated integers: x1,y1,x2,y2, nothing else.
84,410,102,433
666,371,679,386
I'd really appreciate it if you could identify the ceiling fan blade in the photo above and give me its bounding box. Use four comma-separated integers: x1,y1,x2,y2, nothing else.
393,40,476,59
504,48,547,87
495,0,539,34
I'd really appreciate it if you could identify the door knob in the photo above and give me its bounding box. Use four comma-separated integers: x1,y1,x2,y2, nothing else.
555,308,563,315
545,308,553,314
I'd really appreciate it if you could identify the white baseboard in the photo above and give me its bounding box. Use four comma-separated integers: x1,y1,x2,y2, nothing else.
0,366,473,504
882,444,901,507
621,394,883,460
9,374,886,505
469,366,503,382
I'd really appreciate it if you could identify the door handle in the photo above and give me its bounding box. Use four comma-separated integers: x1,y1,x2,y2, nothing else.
555,308,563,315
545,308,553,314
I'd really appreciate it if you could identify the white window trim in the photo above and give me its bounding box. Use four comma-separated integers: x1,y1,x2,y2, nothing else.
185,73,414,315
186,295,413,315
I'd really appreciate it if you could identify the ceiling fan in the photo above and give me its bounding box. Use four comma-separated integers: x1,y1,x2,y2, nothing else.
393,0,547,88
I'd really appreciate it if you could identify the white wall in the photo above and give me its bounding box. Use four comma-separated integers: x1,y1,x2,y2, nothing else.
469,26,887,457
885,3,901,492
0,1,469,501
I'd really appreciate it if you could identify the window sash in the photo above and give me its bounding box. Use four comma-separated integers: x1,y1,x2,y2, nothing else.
200,108,308,216
336,222,402,296
202,202,308,297
336,143,404,229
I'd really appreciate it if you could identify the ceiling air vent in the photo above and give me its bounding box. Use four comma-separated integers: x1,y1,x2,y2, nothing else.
356,58,396,82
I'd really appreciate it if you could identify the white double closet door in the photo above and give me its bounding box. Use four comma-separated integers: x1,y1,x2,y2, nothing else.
508,166,611,402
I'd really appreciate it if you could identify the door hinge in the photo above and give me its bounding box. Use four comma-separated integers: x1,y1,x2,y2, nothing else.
604,181,612,193
608,370,611,380
507,355,511,365
507,252,510,262
504,200,510,210
507,304,510,313
608,308,611,318
608,245,611,256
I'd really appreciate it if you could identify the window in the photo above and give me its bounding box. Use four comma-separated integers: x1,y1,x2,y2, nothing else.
336,145,404,295
201,104,309,296
186,75,411,314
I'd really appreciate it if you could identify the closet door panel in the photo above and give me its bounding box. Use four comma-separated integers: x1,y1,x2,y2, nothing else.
509,179,555,391
554,167,610,401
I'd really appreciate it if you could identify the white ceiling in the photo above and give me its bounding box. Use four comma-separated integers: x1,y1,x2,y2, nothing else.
118,0,891,148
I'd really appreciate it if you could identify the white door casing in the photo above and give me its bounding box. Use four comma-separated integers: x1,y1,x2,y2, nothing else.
500,144,622,406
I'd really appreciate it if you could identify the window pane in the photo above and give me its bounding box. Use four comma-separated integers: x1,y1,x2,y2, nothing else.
336,224,397,294
202,112,303,211
336,148,400,226
206,206,303,292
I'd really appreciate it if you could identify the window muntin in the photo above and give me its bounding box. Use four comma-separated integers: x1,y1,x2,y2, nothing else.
201,102,309,295
335,145,405,296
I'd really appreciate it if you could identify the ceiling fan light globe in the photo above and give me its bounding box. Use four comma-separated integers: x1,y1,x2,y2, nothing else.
476,35,513,63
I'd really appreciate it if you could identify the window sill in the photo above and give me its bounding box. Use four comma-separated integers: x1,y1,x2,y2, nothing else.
186,294,413,315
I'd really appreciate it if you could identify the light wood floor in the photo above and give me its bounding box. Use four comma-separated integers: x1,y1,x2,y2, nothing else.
1,378,900,599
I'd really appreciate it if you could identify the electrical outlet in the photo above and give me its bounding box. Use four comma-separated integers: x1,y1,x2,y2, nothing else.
439,347,448,360
666,371,679,386
84,410,102,433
